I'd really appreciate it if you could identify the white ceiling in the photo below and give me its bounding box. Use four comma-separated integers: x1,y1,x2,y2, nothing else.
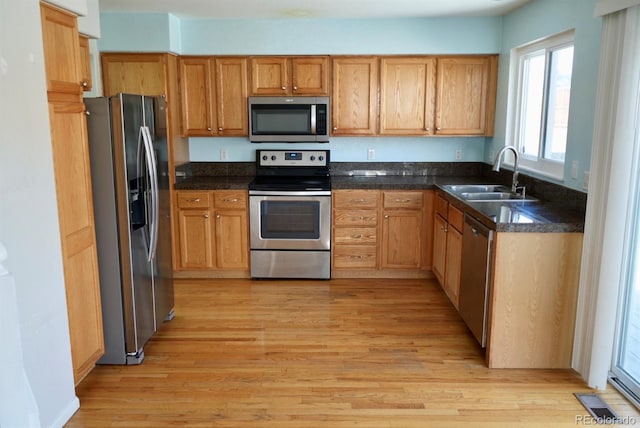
98,0,532,19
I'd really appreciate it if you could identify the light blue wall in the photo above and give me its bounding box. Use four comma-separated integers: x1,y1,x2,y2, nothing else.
488,0,601,191
99,13,176,52
180,17,502,55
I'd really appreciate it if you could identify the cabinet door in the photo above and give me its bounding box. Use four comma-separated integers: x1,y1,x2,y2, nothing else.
381,209,422,269
78,35,92,91
432,214,447,286
380,57,436,135
250,57,288,95
178,209,214,269
331,57,379,135
101,53,166,96
444,226,462,309
435,56,496,136
48,100,104,383
40,4,82,95
179,57,215,136
215,209,249,269
214,57,248,136
291,56,329,95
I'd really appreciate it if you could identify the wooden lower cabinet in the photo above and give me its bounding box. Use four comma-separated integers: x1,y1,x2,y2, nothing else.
487,232,583,369
332,189,431,277
432,192,463,308
175,190,248,274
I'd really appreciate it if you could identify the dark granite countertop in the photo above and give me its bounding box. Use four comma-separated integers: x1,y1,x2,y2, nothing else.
174,175,254,190
172,161,585,233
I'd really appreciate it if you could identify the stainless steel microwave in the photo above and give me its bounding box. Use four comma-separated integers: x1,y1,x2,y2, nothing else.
248,96,330,143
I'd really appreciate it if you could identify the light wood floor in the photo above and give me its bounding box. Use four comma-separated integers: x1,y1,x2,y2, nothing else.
68,278,639,427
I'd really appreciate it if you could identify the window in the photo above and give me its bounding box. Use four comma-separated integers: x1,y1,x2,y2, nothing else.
508,30,575,179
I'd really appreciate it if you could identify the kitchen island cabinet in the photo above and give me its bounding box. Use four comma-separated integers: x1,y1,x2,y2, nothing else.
41,1,104,385
175,190,249,277
250,56,329,96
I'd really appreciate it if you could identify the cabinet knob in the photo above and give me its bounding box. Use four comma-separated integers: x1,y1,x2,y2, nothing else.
207,127,212,131
203,214,209,218
293,86,298,91
81,80,88,87
436,127,442,131
333,127,338,131
216,214,221,219
85,111,90,116
218,127,223,131
426,127,431,132
281,86,287,90
384,215,389,219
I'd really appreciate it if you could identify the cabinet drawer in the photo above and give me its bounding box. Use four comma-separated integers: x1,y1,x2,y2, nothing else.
334,209,378,227
435,193,449,219
214,191,247,209
177,191,211,209
334,227,377,244
333,244,377,269
383,191,423,209
333,190,379,209
448,205,464,233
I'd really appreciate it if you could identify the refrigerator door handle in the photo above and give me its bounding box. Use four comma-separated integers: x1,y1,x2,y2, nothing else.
141,125,159,262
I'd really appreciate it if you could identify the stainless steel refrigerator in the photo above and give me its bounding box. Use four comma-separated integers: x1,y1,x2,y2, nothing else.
85,94,174,365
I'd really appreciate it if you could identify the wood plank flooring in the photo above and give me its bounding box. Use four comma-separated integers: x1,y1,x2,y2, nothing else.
67,278,639,427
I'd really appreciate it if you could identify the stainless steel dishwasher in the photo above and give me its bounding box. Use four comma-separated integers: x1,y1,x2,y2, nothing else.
458,213,494,348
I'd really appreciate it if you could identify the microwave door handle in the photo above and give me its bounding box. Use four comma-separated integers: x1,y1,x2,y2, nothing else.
310,104,316,134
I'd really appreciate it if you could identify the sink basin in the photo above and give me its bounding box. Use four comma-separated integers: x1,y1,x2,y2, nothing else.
443,184,511,194
442,184,538,203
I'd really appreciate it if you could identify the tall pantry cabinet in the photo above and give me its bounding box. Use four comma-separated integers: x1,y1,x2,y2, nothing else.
39,2,104,384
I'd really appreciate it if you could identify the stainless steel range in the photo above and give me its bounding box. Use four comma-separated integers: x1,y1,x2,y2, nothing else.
249,149,331,279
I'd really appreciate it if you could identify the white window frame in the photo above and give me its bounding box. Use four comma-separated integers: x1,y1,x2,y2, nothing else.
505,29,576,180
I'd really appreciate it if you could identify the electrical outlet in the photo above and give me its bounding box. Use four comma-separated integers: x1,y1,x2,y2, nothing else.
455,149,463,161
571,161,579,179
583,171,590,190
220,148,228,161
367,148,375,160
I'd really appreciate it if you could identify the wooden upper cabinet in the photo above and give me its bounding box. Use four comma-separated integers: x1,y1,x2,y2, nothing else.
379,57,436,135
331,57,379,136
78,35,92,91
214,57,248,136
435,56,498,136
101,53,167,96
250,56,329,95
40,3,82,95
179,57,215,136
179,56,248,136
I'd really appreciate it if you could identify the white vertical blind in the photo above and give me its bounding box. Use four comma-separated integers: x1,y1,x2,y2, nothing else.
595,0,640,16
573,5,640,389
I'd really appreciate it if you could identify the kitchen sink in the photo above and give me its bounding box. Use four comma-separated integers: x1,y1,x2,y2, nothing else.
442,184,538,203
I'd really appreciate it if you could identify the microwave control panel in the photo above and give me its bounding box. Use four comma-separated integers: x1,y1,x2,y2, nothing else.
256,150,330,167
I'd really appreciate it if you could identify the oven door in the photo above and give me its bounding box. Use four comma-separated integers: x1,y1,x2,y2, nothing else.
249,192,331,250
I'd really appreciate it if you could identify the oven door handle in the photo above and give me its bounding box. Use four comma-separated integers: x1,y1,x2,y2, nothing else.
249,190,332,197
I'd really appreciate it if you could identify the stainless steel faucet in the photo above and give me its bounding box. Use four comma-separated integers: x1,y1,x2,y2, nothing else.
492,145,520,194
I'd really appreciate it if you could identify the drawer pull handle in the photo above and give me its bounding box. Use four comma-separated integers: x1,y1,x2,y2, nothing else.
395,199,411,203
188,198,201,203
350,255,364,259
223,198,240,203
351,234,362,239
353,198,365,203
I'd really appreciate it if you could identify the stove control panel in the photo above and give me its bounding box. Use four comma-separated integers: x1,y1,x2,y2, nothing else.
256,150,330,167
